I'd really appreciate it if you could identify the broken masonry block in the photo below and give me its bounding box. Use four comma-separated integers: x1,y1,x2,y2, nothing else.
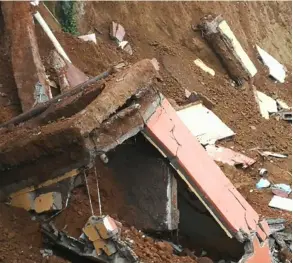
34,192,62,213
93,239,117,256
9,191,36,211
1,2,52,111
198,15,257,84
95,216,119,239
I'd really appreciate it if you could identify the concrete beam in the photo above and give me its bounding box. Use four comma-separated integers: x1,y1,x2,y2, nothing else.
1,2,51,111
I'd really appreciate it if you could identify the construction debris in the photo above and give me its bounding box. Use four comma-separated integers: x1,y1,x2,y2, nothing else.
110,22,133,55
259,168,268,177
193,59,215,76
260,151,288,158
34,192,62,213
256,91,278,119
42,220,138,263
177,103,234,145
271,184,292,198
198,15,257,84
0,3,291,263
184,89,215,109
256,178,271,189
256,45,287,83
78,33,97,44
205,145,255,168
269,196,292,212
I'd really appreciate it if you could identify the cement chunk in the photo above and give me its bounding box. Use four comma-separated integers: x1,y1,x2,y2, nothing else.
34,192,62,213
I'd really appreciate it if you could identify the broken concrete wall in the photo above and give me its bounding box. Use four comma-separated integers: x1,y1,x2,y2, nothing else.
102,134,179,232
0,59,160,199
178,181,244,260
198,16,257,84
1,2,51,111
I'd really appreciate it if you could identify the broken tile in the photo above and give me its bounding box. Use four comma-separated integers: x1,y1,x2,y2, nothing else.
256,91,278,119
34,192,62,213
256,178,271,189
276,99,290,110
271,184,291,198
256,45,286,83
176,103,235,145
193,59,215,76
78,33,97,44
205,145,255,168
118,40,128,49
115,24,125,42
124,43,133,55
269,196,292,212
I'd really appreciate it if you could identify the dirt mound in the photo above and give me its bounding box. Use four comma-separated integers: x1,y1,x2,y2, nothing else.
0,1,291,263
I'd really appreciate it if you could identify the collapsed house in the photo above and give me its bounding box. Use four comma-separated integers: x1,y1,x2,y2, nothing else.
0,2,290,263
0,58,272,262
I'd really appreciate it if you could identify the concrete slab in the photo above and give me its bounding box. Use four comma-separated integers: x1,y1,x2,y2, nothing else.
177,103,235,145
1,2,51,111
144,96,260,238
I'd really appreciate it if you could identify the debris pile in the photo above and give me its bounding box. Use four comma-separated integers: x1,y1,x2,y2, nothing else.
0,2,291,263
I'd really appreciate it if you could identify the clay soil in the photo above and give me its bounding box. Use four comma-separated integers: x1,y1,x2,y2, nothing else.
0,1,292,263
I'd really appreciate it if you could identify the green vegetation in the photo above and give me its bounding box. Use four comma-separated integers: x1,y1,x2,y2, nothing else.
57,1,78,35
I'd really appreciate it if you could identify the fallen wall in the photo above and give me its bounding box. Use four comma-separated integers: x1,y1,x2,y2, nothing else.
0,59,160,199
143,95,272,263
1,2,51,111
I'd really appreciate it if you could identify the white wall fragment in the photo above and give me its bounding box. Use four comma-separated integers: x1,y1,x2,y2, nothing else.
78,33,97,44
269,196,292,212
177,103,235,145
205,145,255,168
256,91,278,119
193,59,215,76
256,45,286,83
218,20,257,78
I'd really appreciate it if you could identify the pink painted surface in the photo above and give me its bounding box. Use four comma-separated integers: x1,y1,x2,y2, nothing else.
205,145,255,168
244,237,271,263
256,225,267,242
259,220,270,236
145,97,260,236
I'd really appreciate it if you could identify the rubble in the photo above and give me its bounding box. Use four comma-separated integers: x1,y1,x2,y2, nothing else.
256,178,271,189
193,59,215,76
205,145,256,168
1,2,52,111
256,91,278,119
198,15,257,84
0,2,291,263
271,184,291,198
177,102,235,145
269,196,292,212
256,45,287,83
110,22,133,55
78,33,97,44
260,151,288,158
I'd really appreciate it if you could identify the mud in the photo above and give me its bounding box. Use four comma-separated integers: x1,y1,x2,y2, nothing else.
0,1,291,263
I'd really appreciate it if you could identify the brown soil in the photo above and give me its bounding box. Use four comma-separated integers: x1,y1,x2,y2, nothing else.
0,1,291,263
